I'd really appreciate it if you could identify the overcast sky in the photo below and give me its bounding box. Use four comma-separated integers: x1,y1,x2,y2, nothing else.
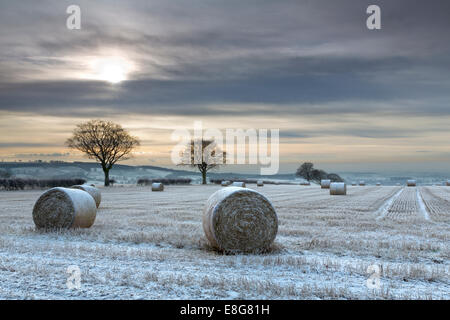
0,0,449,173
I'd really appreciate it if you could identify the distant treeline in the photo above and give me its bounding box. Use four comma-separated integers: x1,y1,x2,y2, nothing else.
210,179,295,185
137,178,192,186
0,178,86,191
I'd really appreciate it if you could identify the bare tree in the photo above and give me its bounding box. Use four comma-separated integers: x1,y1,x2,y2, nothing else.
66,120,140,186
178,139,226,184
295,162,315,181
296,162,343,183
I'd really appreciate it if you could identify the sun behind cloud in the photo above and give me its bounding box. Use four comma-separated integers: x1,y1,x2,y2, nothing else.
88,56,134,84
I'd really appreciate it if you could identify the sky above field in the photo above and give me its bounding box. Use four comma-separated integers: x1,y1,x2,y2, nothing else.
1,0,450,173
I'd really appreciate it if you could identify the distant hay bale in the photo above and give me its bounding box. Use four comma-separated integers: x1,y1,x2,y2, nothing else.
221,180,231,187
203,187,278,253
330,182,347,195
300,181,310,186
151,182,164,191
446,180,450,186
359,181,365,186
231,181,246,187
351,182,357,186
321,179,331,189
70,185,101,208
407,180,417,187
32,187,96,229
257,180,264,187
376,183,381,186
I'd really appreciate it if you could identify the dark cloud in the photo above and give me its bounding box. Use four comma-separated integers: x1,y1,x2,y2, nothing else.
0,0,449,120
280,126,435,140
0,143,58,148
13,152,70,158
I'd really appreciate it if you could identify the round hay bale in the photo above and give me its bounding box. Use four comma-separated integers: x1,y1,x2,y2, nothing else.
152,182,164,191
351,182,357,186
330,182,347,195
203,187,278,253
257,180,264,187
231,181,246,187
376,183,381,186
359,181,365,186
321,179,331,189
32,187,96,229
221,180,231,187
407,180,416,187
70,185,101,208
300,181,310,186
446,180,450,186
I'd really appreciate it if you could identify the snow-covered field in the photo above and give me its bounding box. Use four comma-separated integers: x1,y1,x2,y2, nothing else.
0,185,449,299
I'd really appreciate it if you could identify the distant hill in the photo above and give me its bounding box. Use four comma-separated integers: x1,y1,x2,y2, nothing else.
0,161,299,185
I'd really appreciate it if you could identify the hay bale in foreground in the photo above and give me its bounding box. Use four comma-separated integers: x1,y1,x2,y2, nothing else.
321,179,331,189
359,181,366,186
407,180,416,187
221,180,231,187
330,182,347,195
231,181,246,187
151,182,164,191
70,185,101,208
446,180,450,186
32,187,96,229
257,180,264,187
203,187,278,253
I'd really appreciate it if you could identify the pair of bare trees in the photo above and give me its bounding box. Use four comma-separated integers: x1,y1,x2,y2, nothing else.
66,120,224,186
296,162,343,183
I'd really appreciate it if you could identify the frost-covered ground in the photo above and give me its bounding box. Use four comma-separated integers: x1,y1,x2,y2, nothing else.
0,185,449,299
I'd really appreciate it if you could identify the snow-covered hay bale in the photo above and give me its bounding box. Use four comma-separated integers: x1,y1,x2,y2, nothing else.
446,180,450,186
231,181,246,188
376,183,381,186
151,183,164,191
70,185,101,208
221,180,231,187
359,181,365,186
32,187,96,229
300,181,310,186
407,180,416,187
203,187,278,253
257,180,264,187
321,179,331,189
330,182,347,195
351,182,357,186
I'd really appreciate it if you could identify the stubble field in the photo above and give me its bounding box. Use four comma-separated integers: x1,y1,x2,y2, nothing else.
0,184,448,299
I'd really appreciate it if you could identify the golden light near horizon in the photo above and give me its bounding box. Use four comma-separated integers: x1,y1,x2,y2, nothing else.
88,56,133,84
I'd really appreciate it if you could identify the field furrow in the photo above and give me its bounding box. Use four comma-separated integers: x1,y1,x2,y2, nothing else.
384,187,424,222
420,187,450,223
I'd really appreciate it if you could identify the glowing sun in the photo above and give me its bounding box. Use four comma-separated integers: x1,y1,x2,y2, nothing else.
89,57,132,84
